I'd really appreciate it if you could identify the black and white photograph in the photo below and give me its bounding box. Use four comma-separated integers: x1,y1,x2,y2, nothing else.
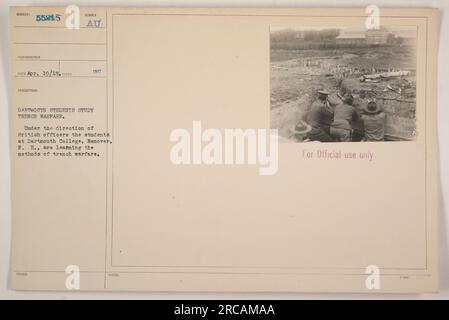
270,26,417,142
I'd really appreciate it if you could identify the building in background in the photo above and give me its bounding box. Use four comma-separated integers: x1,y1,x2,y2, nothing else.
336,30,365,46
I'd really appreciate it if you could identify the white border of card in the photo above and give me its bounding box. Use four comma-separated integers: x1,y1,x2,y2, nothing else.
9,7,438,292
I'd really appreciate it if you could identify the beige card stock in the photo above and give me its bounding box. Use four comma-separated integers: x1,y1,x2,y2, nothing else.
9,7,439,292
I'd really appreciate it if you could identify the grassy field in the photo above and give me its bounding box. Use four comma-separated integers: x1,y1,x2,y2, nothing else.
270,45,416,69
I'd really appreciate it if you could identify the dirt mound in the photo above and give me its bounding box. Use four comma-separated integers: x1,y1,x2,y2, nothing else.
340,78,361,94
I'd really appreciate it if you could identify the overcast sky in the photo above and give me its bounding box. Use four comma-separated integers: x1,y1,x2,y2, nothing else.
270,26,417,38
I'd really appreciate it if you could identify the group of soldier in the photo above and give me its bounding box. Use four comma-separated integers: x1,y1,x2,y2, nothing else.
293,90,386,142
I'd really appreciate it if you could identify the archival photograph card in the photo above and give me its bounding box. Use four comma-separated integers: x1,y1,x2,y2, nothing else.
9,7,439,292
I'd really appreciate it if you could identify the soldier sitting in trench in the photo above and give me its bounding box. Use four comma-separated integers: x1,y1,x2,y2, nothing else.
305,90,335,142
330,93,359,142
360,99,386,142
